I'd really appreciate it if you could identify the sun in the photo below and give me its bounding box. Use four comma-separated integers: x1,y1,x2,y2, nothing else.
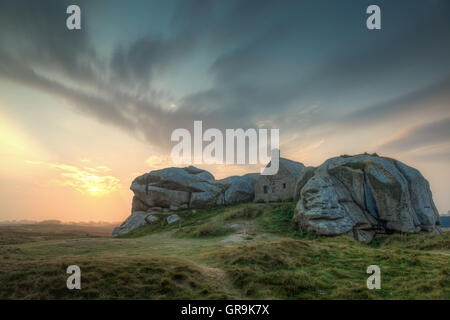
89,186,99,194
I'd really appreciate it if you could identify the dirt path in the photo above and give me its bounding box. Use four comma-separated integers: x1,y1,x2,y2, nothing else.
427,250,450,257
197,264,242,298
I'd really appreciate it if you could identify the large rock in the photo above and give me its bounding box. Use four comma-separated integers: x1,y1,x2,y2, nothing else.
132,167,213,194
132,184,191,208
190,190,221,208
130,167,215,210
130,166,258,211
145,214,159,224
217,175,256,203
131,195,149,212
114,166,260,236
293,154,441,242
167,214,180,224
112,211,150,237
293,166,316,202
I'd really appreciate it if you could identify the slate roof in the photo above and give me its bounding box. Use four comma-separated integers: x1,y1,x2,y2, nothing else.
266,157,305,179
279,158,305,179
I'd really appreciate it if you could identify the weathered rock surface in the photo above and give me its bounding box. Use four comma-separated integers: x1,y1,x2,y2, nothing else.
112,211,150,237
216,175,257,204
115,155,441,239
130,166,258,212
145,214,159,224
167,214,180,224
114,166,259,236
293,154,442,242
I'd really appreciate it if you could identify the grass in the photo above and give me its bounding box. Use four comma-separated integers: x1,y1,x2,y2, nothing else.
0,202,449,299
120,205,236,238
184,204,264,238
123,203,265,239
370,232,450,250
0,224,114,245
258,202,303,236
190,223,232,238
202,236,449,299
0,255,232,299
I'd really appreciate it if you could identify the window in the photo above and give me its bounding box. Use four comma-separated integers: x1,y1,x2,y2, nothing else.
283,183,286,189
263,185,268,194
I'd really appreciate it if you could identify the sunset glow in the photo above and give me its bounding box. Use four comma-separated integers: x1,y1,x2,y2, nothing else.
89,186,99,194
0,1,449,224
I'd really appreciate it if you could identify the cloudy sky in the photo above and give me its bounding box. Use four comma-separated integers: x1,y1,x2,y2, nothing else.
0,0,449,222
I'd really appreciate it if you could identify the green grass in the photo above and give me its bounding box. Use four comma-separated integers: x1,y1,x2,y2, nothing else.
190,223,232,238
0,255,232,299
182,204,264,238
222,204,263,221
123,203,265,239
120,205,238,238
0,202,448,299
258,202,304,237
370,232,450,250
202,236,449,299
0,224,114,245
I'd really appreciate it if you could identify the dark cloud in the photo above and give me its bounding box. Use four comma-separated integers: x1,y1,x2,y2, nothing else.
380,118,450,152
0,51,135,132
108,0,213,90
0,0,102,86
342,75,450,125
0,0,450,155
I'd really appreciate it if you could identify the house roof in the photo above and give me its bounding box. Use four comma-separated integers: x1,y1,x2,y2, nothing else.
266,157,305,179
279,158,305,179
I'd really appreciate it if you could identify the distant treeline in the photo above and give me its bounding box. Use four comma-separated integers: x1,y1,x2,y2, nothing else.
0,220,120,226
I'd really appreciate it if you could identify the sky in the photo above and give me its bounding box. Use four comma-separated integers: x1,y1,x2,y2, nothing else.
0,0,449,222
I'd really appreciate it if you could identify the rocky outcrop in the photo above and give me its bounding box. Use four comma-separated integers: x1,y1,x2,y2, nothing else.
113,166,259,236
167,214,180,224
114,155,441,240
217,174,257,204
293,154,441,242
112,211,150,237
130,166,257,211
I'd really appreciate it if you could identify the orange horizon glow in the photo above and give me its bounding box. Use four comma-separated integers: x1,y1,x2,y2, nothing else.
1,91,449,223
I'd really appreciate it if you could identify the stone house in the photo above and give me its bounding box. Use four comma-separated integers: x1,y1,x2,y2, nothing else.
254,158,305,202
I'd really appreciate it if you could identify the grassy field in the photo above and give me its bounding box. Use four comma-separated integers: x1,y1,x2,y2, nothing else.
0,223,114,245
0,202,448,299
